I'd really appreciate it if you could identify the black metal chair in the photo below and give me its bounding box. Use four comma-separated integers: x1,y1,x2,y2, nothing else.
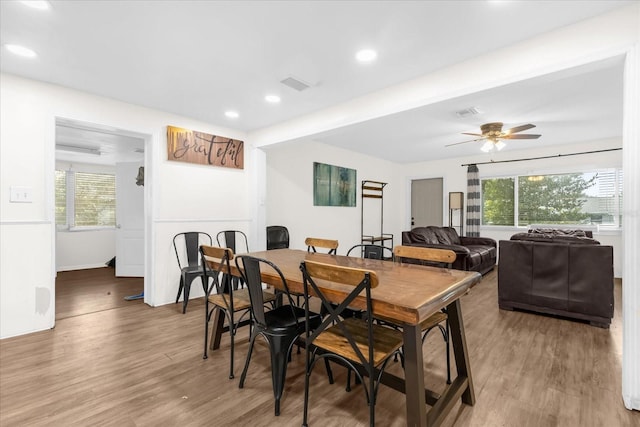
266,225,290,250
235,255,323,416
172,232,213,313
394,245,456,384
200,245,276,379
300,260,404,427
217,230,249,289
216,230,249,254
345,244,391,260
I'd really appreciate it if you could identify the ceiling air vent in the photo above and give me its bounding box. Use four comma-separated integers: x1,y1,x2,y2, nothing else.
455,107,482,118
280,76,311,92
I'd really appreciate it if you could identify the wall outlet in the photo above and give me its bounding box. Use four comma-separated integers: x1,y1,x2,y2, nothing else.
10,186,33,203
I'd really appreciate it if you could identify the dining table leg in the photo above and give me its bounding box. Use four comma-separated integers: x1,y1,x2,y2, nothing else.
402,322,427,427
210,307,225,351
447,298,475,405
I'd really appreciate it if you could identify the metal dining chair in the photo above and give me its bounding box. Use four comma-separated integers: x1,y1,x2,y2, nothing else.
300,260,404,427
172,231,213,313
394,245,457,384
266,226,290,250
217,230,250,290
235,255,324,416
345,243,391,260
200,245,277,379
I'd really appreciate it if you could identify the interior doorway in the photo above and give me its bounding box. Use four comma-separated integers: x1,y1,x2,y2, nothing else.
54,118,149,318
410,178,443,228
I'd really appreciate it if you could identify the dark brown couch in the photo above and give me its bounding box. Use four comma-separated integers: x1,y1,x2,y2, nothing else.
401,226,497,275
498,229,614,328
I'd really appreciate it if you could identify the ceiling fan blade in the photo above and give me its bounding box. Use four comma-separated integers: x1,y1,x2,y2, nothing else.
446,137,487,147
505,134,541,139
505,124,535,134
461,132,484,137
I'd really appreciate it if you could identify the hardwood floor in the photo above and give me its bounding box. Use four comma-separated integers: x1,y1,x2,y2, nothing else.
1,268,637,426
55,267,144,320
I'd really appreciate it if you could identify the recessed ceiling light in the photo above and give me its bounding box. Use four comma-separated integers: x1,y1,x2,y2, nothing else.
225,111,239,119
265,95,281,104
4,44,37,58
355,49,377,63
21,1,51,10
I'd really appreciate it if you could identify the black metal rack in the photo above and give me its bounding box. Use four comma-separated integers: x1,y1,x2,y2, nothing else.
361,180,393,251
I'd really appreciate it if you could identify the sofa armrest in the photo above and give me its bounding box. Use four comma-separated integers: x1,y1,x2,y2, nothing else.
460,236,497,248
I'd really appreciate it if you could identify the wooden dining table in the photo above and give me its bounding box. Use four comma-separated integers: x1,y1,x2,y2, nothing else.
207,248,482,427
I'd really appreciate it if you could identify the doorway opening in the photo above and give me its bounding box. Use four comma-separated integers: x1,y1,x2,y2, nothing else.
54,117,149,319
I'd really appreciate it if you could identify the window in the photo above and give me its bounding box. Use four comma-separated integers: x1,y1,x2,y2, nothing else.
55,170,116,228
481,169,623,229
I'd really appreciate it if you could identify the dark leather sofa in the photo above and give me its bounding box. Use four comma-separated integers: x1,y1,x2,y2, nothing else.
498,229,614,328
401,226,497,275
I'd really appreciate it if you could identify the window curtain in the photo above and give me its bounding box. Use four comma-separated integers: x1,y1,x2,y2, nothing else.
466,164,480,237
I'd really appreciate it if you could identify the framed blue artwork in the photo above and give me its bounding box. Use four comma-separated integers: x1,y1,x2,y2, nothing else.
313,162,357,207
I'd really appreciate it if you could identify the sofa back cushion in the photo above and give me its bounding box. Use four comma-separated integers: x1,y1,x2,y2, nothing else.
408,227,439,244
431,226,461,245
410,226,461,245
511,232,600,245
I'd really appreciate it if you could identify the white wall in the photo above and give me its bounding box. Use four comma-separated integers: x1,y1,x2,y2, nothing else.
0,74,251,338
264,140,402,255
56,229,115,271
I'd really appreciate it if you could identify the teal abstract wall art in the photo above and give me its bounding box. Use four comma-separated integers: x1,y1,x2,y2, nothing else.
313,162,357,207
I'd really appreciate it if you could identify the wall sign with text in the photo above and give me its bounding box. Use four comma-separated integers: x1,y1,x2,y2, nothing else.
167,125,244,169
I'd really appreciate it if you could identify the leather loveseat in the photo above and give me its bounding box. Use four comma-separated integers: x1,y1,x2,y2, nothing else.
498,229,614,328
401,226,497,275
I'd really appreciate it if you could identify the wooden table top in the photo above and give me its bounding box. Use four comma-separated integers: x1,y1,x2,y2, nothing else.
229,249,481,326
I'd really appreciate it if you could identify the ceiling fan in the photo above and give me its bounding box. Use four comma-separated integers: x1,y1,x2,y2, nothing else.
447,122,541,152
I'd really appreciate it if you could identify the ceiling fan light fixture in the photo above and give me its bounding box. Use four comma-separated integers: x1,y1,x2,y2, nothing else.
481,141,494,152
495,140,506,151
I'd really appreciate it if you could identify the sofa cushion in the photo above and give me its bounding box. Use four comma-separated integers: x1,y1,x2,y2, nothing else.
409,227,439,244
466,245,496,265
431,226,461,245
511,232,599,245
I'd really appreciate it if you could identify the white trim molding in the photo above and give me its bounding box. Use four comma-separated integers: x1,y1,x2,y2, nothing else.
622,42,640,412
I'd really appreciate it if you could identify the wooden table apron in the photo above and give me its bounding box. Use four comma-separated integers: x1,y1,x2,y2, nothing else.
205,249,481,427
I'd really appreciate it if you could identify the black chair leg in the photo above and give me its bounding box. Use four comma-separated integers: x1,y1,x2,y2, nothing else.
267,334,297,416
229,314,235,379
324,358,334,384
239,332,257,389
175,277,184,304
182,280,191,314
203,305,211,359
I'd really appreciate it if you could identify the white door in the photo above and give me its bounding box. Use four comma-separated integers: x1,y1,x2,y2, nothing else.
411,178,443,228
115,162,144,277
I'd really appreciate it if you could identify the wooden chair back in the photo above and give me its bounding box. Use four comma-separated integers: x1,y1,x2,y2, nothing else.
305,237,339,254
200,245,235,308
394,245,456,267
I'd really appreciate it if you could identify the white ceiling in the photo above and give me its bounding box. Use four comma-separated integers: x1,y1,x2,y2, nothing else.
0,0,631,164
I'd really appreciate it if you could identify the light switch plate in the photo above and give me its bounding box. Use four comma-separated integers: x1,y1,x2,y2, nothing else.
10,186,33,203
